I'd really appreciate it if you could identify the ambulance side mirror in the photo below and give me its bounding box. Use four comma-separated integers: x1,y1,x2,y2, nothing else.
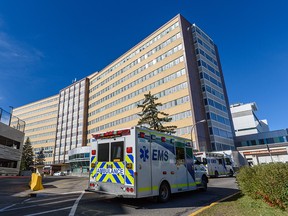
202,158,207,165
194,159,201,165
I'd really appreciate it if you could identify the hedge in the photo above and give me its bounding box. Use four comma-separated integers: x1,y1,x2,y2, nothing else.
236,163,288,210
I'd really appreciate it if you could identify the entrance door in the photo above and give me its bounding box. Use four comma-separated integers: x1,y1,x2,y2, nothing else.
136,131,152,196
175,147,188,191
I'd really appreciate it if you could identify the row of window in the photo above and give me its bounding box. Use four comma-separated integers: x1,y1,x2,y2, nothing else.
200,71,222,89
198,60,221,79
60,80,86,95
22,111,57,122
58,106,84,118
88,78,188,126
193,26,214,47
56,131,82,141
90,22,179,85
25,124,56,133
16,104,58,118
69,153,90,161
175,126,192,136
159,96,190,111
211,142,235,151
89,108,193,134
58,115,83,125
25,117,56,128
34,146,53,151
0,159,17,168
195,36,215,56
196,48,218,68
238,136,288,147
29,132,56,139
209,126,233,139
14,97,58,114
89,95,189,126
28,138,55,145
207,112,231,127
89,56,184,115
89,44,183,104
60,96,85,106
60,90,85,102
202,85,224,101
90,33,181,94
170,110,192,122
204,98,227,113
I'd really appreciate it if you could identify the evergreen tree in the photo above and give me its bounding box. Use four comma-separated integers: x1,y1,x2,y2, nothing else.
20,137,34,171
137,91,177,134
35,148,46,165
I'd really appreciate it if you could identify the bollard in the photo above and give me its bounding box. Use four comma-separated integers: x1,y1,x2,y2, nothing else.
30,173,44,191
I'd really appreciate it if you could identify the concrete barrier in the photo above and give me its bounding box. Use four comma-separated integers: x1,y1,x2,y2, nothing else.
29,173,44,191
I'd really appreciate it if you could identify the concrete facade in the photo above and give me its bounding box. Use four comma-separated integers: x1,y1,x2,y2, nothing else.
238,143,288,166
13,95,59,165
230,102,269,136
0,108,25,176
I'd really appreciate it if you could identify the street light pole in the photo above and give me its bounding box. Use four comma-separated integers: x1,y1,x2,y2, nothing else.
191,119,206,150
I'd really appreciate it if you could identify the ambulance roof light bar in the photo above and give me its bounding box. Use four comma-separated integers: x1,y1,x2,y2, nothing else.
92,129,131,139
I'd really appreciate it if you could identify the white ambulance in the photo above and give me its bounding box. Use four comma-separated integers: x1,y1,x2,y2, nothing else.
87,126,208,202
194,152,234,177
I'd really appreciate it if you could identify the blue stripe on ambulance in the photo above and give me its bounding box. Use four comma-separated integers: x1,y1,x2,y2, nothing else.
90,156,95,163
128,154,134,163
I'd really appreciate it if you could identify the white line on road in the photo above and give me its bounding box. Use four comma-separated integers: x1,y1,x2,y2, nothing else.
1,198,78,212
69,191,85,216
0,204,16,212
24,206,72,216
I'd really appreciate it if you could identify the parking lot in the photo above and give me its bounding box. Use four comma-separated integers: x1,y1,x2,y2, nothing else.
0,176,239,216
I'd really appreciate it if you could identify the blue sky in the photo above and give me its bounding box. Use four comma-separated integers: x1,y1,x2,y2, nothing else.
0,0,287,130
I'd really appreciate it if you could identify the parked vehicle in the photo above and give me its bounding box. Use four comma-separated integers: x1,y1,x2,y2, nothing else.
53,171,66,176
87,126,208,202
194,151,234,177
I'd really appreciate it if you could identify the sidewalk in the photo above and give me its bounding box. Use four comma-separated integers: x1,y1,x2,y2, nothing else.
13,176,88,197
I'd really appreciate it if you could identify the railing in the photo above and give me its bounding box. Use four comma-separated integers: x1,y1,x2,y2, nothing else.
0,108,25,132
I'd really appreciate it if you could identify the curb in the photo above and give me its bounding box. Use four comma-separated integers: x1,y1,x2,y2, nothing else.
189,191,241,216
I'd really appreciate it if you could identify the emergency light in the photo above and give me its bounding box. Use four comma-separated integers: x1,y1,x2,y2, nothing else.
92,129,131,139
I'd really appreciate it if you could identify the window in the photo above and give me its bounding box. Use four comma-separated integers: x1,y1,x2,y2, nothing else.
111,141,124,162
98,143,109,162
176,147,185,165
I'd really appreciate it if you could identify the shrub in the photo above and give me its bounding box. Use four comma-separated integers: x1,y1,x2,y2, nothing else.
237,163,288,210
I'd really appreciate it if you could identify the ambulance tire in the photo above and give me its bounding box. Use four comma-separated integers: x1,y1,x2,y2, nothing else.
214,171,219,178
229,169,234,177
158,181,171,203
200,175,208,192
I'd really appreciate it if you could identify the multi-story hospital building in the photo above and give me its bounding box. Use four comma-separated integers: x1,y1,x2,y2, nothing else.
13,14,235,173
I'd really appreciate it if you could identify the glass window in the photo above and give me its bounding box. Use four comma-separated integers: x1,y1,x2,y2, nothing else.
111,141,124,162
176,147,185,165
98,143,109,162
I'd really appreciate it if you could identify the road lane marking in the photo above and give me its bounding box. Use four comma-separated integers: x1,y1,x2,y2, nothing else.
0,204,16,212
69,191,85,216
1,198,78,212
23,194,81,203
24,206,72,216
60,191,84,195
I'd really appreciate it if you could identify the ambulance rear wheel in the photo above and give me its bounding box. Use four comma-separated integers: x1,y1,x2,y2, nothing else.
214,171,219,178
158,182,171,203
200,175,208,192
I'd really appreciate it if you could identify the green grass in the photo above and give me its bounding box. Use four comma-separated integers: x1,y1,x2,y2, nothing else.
197,193,288,216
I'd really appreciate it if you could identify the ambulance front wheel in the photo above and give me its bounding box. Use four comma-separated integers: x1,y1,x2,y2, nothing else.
158,181,171,203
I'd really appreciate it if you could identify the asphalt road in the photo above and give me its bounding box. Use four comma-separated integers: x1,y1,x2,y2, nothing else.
0,176,239,216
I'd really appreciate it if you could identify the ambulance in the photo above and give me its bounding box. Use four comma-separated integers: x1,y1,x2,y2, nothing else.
87,126,208,202
194,152,234,177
